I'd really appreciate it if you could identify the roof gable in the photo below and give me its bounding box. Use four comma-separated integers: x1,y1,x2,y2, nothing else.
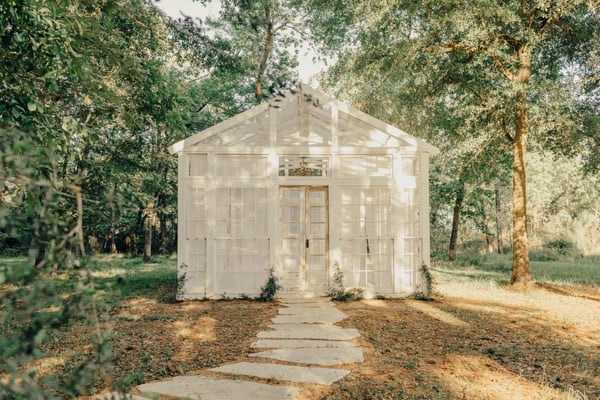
169,85,438,155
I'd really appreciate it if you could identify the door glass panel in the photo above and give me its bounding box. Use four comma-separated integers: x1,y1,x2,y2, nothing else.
282,238,300,253
309,190,325,205
310,207,326,223
309,239,326,254
282,206,300,221
284,223,301,236
279,186,328,292
309,223,326,236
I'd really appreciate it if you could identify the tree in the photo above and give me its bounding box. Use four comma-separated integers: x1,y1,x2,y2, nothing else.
0,0,200,395
305,0,599,288
167,0,300,123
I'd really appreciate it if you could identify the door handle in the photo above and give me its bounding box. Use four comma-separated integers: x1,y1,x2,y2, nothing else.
306,239,309,248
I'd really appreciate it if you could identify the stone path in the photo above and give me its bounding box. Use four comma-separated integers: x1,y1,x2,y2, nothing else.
99,298,363,400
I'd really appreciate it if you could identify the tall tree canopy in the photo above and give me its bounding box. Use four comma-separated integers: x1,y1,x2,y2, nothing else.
0,1,211,395
305,0,599,288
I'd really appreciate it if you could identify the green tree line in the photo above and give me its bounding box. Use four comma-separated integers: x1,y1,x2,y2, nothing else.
0,0,598,395
1,0,598,283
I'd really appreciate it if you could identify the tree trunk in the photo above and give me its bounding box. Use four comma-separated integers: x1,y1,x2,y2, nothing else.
108,183,117,253
143,202,153,262
448,183,465,261
482,204,494,253
255,6,272,103
508,42,533,288
510,88,531,288
495,184,504,254
110,219,117,254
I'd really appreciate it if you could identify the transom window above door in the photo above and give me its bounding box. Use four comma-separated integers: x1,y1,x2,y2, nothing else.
279,156,329,177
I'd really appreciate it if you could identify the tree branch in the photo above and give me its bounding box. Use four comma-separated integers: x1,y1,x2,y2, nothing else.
502,116,514,143
491,53,516,81
255,5,273,103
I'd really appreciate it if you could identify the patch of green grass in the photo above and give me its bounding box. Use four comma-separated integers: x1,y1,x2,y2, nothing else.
531,257,600,285
0,254,178,309
439,253,600,286
88,254,177,300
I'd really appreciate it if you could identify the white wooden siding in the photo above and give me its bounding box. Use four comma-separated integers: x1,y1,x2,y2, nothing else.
172,85,437,298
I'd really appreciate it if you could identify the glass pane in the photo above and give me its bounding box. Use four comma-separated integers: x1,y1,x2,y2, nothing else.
401,157,418,176
309,255,326,268
278,157,328,177
283,189,301,202
309,223,326,236
310,207,326,223
282,256,300,270
216,155,267,177
188,154,207,176
309,239,326,255
282,238,301,254
282,206,300,221
309,190,325,205
284,223,300,236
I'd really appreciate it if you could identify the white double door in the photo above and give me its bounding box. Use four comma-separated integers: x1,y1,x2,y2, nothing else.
279,186,329,293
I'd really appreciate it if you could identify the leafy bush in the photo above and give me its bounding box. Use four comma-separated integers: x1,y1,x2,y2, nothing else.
326,267,364,301
1,133,112,397
543,238,581,258
528,249,560,262
257,267,281,301
419,264,434,299
456,253,511,273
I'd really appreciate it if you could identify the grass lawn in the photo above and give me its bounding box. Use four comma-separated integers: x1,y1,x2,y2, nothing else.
445,252,600,286
1,252,599,399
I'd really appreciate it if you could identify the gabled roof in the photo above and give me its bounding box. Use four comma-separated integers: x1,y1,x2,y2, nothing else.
169,84,439,155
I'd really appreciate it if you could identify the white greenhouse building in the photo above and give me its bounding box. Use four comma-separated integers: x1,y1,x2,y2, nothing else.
168,85,439,299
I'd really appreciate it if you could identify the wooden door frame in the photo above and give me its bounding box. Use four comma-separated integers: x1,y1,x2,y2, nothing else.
278,185,329,292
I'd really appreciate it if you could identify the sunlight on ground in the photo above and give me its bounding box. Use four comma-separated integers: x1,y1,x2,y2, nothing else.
117,298,158,320
91,268,127,278
174,317,216,341
360,299,388,308
405,300,470,328
0,357,67,387
27,357,66,380
437,280,600,348
421,354,587,400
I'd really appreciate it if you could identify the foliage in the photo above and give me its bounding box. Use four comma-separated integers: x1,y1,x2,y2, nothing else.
257,267,281,301
0,135,110,397
1,0,598,393
0,0,192,395
304,0,599,287
414,264,434,300
326,267,364,302
218,293,232,301
167,0,300,120
543,238,582,259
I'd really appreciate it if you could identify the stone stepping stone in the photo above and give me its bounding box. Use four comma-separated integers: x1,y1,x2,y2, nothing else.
258,324,360,340
272,312,346,324
136,375,299,400
280,302,336,309
280,298,331,304
211,362,349,385
250,347,364,365
279,304,337,312
251,339,358,349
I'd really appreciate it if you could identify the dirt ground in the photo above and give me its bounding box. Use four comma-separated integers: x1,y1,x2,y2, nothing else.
44,279,600,399
324,280,600,399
